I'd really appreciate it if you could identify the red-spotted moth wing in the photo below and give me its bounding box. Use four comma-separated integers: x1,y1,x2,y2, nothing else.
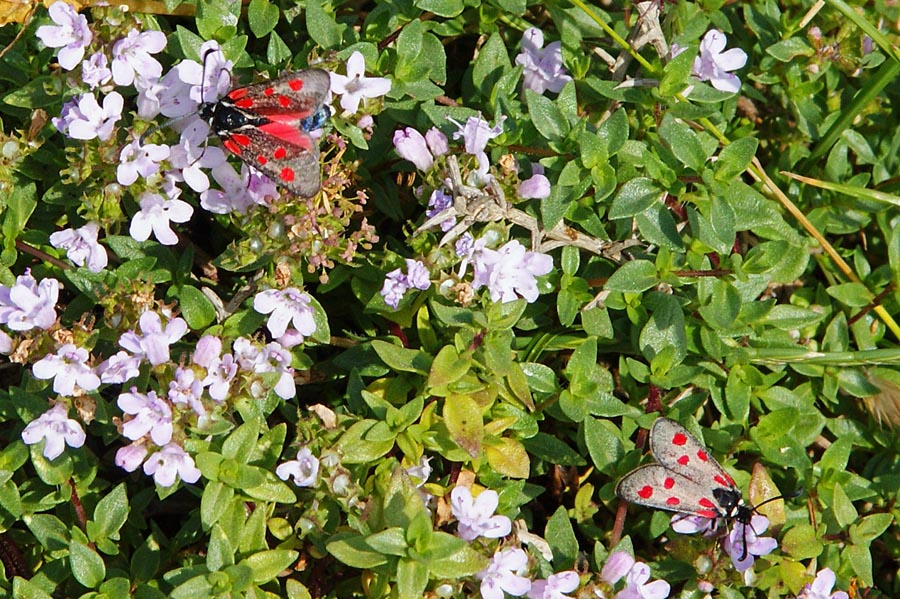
200,69,330,197
616,418,746,521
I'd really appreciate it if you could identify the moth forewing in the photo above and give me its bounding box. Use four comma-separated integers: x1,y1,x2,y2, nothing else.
615,464,726,519
648,417,738,491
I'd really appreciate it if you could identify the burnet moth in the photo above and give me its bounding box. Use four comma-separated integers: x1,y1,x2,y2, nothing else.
199,64,331,198
145,49,331,198
616,417,792,562
616,418,752,524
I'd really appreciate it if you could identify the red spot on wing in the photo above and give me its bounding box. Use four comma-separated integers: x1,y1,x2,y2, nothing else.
280,167,295,183
288,78,303,91
714,475,730,487
677,455,689,466
257,155,268,165
264,87,275,96
274,147,287,159
697,450,709,462
278,95,291,107
223,139,242,155
697,509,717,518
663,477,675,489
665,497,680,506
722,472,735,485
699,498,716,508
672,433,687,446
235,98,254,109
228,88,249,100
638,486,653,499
232,134,251,147
257,121,315,149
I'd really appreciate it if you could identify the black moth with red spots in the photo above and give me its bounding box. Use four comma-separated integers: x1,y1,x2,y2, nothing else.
199,68,331,198
616,417,753,525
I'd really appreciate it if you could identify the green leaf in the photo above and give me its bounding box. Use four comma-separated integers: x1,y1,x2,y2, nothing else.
177,285,216,330
545,506,578,570
715,137,758,181
365,528,408,556
305,0,342,49
222,419,259,463
846,543,873,587
426,345,471,391
526,90,569,141
605,260,657,293
327,533,389,568
660,115,707,171
825,282,872,308
443,394,483,457
201,482,235,530
639,292,686,366
698,279,741,329
2,182,36,250
266,30,292,64
243,471,296,503
396,556,429,599
11,578,54,599
69,538,106,588
248,0,279,37
849,513,893,545
196,0,240,40
521,433,586,467
780,523,822,559
584,417,624,471
335,419,395,464
370,340,432,374
89,483,129,544
484,438,530,478
207,524,234,572
609,178,663,219
241,549,298,584
832,483,858,528
471,32,509,96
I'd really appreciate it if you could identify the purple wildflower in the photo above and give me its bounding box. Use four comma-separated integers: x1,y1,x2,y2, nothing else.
115,442,148,472
693,30,748,93
477,548,532,599
329,51,392,114
129,191,193,246
471,239,553,303
276,447,320,487
118,389,173,446
426,188,455,232
117,140,170,186
36,1,92,70
49,222,108,272
96,351,142,384
798,568,849,599
515,28,572,95
143,442,201,487
449,114,505,182
64,92,123,141
722,514,778,572
21,403,86,460
111,29,167,86
118,311,188,366
380,260,431,309
527,571,579,599
450,486,512,541
0,270,59,331
81,52,112,89
393,127,433,171
252,288,317,339
425,127,449,156
32,344,100,396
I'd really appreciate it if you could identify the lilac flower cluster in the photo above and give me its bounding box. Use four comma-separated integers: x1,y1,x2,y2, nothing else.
36,4,393,254
380,259,432,309
10,287,306,486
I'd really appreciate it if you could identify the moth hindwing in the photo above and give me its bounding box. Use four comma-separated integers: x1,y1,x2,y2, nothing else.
616,418,744,520
201,69,331,197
